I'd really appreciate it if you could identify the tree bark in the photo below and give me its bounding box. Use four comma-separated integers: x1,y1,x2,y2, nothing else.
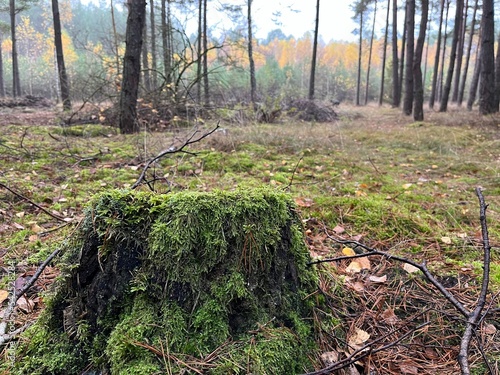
429,0,445,108
197,0,202,103
119,0,147,134
437,0,450,101
391,0,399,107
458,0,477,106
398,7,407,106
403,0,415,115
110,0,120,81
150,0,157,92
379,0,390,105
413,0,429,121
141,13,151,93
452,0,468,102
247,0,257,105
10,0,21,97
439,0,463,112
356,7,363,106
51,0,72,110
467,27,481,110
364,0,377,105
0,33,4,97
479,0,495,114
161,0,171,85
494,30,500,109
309,0,320,100
422,1,432,97
203,0,209,105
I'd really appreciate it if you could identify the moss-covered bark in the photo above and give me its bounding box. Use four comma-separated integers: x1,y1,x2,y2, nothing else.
13,188,319,374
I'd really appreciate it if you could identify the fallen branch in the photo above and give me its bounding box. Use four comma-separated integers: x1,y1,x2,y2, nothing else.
0,247,61,345
458,187,492,375
0,182,67,222
131,123,220,190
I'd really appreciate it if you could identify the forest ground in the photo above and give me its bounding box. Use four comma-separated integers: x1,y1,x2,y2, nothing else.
0,103,499,374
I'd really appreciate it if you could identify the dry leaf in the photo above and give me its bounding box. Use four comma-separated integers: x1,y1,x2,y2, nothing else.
28,234,38,242
15,211,25,218
381,308,399,324
357,256,371,270
13,222,25,230
345,261,361,273
348,327,370,347
403,263,420,274
333,225,345,234
320,351,339,365
399,362,419,374
294,197,313,207
0,290,9,304
17,295,34,313
369,275,387,283
349,281,365,292
483,323,497,335
342,247,356,256
31,223,43,233
441,236,452,244
402,183,413,189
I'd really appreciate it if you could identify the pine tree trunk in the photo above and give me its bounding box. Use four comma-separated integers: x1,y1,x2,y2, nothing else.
458,0,477,105
161,0,171,85
309,0,320,100
437,0,450,101
429,0,445,108
452,0,468,102
379,0,390,105
413,0,429,121
467,27,481,110
119,0,147,134
356,10,363,106
398,8,407,106
247,0,257,105
479,0,496,114
10,0,21,97
52,0,72,110
0,34,4,97
141,14,151,93
364,0,377,105
422,1,433,97
150,0,158,92
439,0,464,112
391,0,399,107
203,0,209,105
110,0,120,81
494,30,500,109
403,0,415,116
197,0,202,103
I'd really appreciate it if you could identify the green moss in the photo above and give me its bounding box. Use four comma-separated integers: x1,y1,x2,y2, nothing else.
14,188,318,374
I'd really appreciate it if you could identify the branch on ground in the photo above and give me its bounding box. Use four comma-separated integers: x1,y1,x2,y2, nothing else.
131,122,220,190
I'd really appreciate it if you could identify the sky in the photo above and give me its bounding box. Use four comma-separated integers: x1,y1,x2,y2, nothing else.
250,0,359,42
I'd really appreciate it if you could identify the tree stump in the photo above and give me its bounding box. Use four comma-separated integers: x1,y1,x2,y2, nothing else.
15,188,319,374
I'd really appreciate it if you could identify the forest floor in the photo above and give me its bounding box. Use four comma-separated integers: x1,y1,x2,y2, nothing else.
0,103,499,374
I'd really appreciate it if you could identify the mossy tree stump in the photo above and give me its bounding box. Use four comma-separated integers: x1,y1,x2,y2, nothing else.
15,188,319,374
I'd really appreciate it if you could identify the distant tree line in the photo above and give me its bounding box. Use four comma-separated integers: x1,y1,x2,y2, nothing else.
0,0,498,131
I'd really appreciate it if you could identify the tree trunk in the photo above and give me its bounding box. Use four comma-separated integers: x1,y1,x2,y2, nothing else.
110,0,120,81
413,0,429,121
439,0,463,112
247,0,257,105
429,0,445,108
398,7,407,106
10,0,21,97
479,0,495,114
403,0,415,116
467,26,481,110
437,0,450,101
197,0,202,103
51,0,71,110
141,14,151,93
458,0,477,105
0,34,4,97
203,0,209,105
391,0,399,107
379,0,390,105
150,0,157,92
494,30,500,109
452,0,468,102
119,0,147,134
364,0,377,105
356,9,363,106
161,0,171,85
422,1,432,97
309,0,320,100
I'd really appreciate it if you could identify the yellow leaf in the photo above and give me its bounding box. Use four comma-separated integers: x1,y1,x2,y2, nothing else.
402,183,413,189
441,236,452,244
0,290,9,304
342,247,355,256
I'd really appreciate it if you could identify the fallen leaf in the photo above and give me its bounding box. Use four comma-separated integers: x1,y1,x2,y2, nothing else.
349,281,364,292
294,197,313,207
320,351,339,366
399,362,419,374
15,211,25,218
333,225,345,234
381,308,399,324
348,327,370,347
403,263,420,274
345,261,361,273
369,275,387,283
31,223,43,233
342,247,356,256
483,323,497,335
28,234,38,242
59,197,68,202
402,183,413,189
357,256,371,270
441,236,452,244
13,222,25,230
0,290,9,304
17,295,34,313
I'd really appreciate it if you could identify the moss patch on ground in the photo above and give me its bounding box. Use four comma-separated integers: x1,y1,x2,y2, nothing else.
13,188,318,374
